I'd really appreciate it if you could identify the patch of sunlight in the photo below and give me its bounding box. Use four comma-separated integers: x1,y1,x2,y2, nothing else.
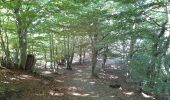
77,70,82,73
109,75,118,79
123,92,134,96
55,79,64,83
17,76,26,80
17,75,33,80
100,69,105,72
41,71,52,75
89,81,95,85
49,90,64,96
73,78,87,82
110,96,115,98
20,75,32,78
141,92,155,99
125,72,129,77
1,81,9,84
111,65,120,69
9,77,19,81
68,86,79,91
97,58,102,61
99,73,105,76
70,92,90,97
119,87,122,90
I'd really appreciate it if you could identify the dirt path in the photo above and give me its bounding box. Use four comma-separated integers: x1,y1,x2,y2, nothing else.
0,59,156,100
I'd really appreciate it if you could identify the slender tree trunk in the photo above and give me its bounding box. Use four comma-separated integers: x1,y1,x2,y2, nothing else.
66,35,71,70
102,45,108,68
44,50,47,69
52,33,56,72
49,33,53,69
0,18,12,68
128,36,136,61
83,48,86,63
90,34,98,77
122,40,126,62
14,49,19,65
55,47,59,72
79,46,82,64
92,49,98,76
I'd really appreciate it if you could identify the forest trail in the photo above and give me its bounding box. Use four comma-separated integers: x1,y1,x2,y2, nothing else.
0,59,156,100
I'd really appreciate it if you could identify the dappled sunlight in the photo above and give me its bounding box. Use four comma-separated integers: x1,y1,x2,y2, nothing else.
0,57,158,100
49,90,64,96
74,72,83,77
119,87,122,90
109,75,118,79
1,81,9,84
73,78,87,82
110,65,121,69
68,86,82,92
16,74,34,80
89,81,96,85
41,71,52,75
77,70,82,73
97,58,102,61
69,92,90,97
123,92,134,96
98,72,119,79
55,79,64,83
141,92,155,99
9,77,19,81
20,75,33,79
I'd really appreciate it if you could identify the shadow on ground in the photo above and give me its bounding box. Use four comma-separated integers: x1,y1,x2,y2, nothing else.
0,59,156,100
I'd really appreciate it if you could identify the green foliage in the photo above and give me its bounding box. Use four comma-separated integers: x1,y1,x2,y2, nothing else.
0,0,170,99
129,52,151,80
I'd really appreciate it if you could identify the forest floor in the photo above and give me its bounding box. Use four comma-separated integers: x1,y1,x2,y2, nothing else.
0,58,156,100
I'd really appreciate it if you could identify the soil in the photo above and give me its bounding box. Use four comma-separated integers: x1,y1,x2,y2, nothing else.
0,59,156,100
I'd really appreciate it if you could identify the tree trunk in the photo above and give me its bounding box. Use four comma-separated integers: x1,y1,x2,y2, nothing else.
92,49,98,76
128,36,136,61
79,46,82,64
0,19,12,68
44,50,47,69
14,49,19,65
49,33,53,69
102,45,108,68
147,20,168,87
90,34,98,77
82,48,86,63
25,54,36,71
14,5,28,70
18,30,27,70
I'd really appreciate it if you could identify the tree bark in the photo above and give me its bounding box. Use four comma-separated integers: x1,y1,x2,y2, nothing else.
79,46,83,64
102,45,108,68
92,49,98,76
18,29,27,70
14,3,28,70
90,34,98,77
